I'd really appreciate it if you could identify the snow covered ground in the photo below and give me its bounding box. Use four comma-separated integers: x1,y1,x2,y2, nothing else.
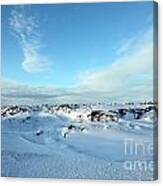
1,103,157,180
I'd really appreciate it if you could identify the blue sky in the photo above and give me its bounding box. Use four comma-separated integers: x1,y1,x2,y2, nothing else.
1,2,156,104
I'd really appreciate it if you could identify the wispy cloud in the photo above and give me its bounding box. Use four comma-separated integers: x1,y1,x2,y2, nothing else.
1,79,69,105
115,37,136,56
77,28,154,101
9,6,50,73
1,79,105,105
2,28,154,104
3,22,154,104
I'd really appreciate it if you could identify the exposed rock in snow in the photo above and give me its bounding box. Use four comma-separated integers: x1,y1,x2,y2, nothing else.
1,102,157,180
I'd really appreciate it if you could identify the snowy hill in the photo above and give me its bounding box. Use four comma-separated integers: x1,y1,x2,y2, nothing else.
1,103,157,180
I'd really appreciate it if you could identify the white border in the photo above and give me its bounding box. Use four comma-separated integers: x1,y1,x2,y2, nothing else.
0,0,162,185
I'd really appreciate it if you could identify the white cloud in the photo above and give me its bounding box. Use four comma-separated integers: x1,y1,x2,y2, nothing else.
2,22,154,104
1,80,113,105
115,37,135,56
9,6,50,73
77,28,154,101
1,79,66,105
